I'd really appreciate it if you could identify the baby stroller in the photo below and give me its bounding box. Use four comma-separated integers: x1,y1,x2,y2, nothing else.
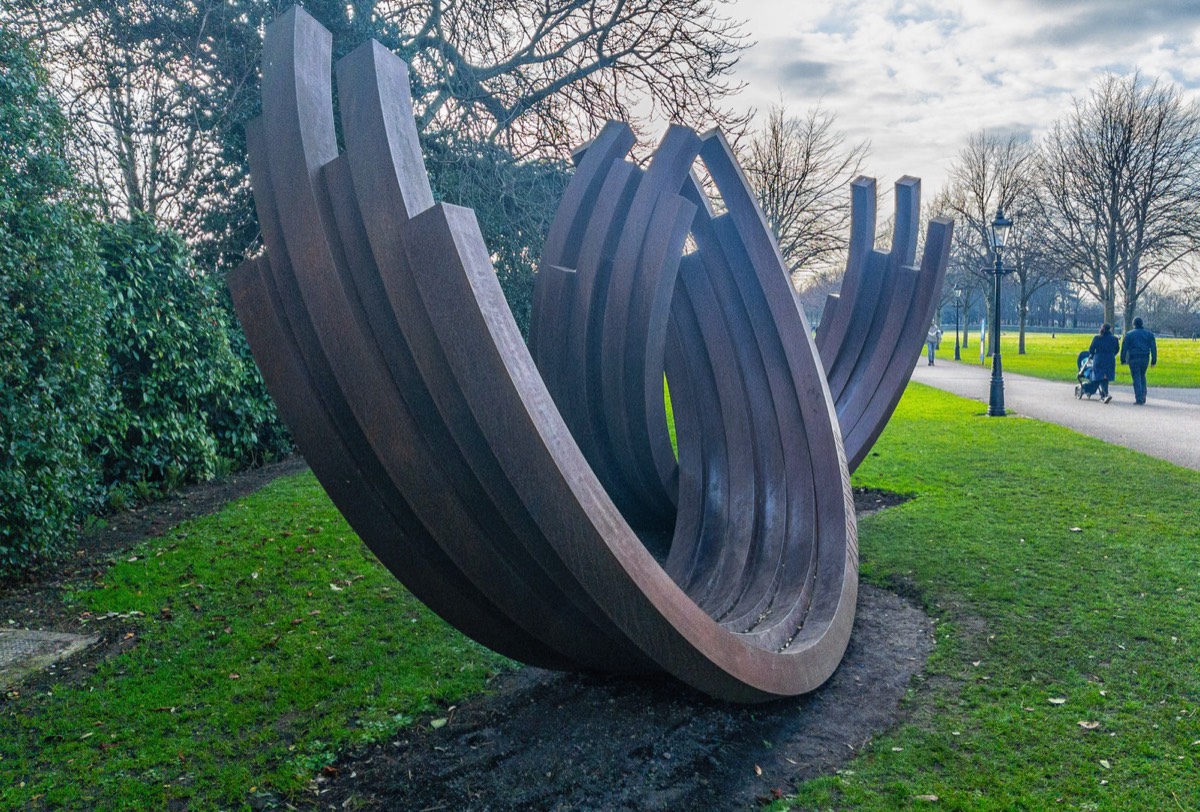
1075,350,1101,399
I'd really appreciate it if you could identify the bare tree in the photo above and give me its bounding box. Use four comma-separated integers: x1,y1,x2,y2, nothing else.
937,131,1059,354
1005,210,1064,353
742,102,870,279
392,0,749,153
1038,72,1200,330
6,1,231,224
793,266,845,327
6,0,749,267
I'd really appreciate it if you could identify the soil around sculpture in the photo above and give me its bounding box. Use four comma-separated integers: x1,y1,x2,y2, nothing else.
311,579,932,812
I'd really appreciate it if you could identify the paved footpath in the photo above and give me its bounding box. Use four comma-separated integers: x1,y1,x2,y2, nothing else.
909,359,1200,472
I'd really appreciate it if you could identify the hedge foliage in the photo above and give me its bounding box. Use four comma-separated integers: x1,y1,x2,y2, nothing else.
93,216,290,506
0,26,108,575
0,26,290,579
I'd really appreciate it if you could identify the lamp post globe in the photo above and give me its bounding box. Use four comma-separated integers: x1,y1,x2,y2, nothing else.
987,209,1013,417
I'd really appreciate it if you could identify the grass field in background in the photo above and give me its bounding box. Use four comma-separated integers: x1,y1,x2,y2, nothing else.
936,330,1200,387
775,384,1200,810
3,385,1198,810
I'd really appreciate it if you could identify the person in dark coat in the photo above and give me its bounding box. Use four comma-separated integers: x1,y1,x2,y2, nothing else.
1120,316,1158,405
1088,323,1119,403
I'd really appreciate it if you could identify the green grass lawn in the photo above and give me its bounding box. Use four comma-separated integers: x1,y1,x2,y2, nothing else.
776,384,1200,811
938,330,1200,387
0,474,513,810
3,384,1198,810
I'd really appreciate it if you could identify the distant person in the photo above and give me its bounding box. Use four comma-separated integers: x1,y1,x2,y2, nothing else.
1120,317,1158,405
1088,323,1119,404
926,322,943,366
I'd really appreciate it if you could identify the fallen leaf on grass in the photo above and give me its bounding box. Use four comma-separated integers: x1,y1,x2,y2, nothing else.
915,795,939,802
1078,721,1100,730
1048,697,1067,705
329,584,343,592
430,718,448,729
1100,759,1111,769
228,673,241,680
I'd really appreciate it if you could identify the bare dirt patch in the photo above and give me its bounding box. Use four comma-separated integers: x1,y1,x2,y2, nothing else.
313,581,932,811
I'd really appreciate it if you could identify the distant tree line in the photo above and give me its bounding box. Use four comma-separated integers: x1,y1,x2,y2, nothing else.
934,72,1200,352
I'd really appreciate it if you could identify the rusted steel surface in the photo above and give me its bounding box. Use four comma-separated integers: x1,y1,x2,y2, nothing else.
816,178,953,471
231,8,951,702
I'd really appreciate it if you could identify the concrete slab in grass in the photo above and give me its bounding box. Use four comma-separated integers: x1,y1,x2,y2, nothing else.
0,629,99,689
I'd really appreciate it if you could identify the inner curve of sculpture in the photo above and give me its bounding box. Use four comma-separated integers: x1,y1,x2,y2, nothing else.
229,8,952,703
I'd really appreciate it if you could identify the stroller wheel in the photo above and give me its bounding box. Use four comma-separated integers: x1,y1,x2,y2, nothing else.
1075,384,1082,400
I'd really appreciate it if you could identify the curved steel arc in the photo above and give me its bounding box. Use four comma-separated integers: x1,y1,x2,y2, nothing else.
231,7,953,703
815,178,952,472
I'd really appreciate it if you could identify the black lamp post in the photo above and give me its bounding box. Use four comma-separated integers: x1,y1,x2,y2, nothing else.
953,285,962,361
986,208,1013,417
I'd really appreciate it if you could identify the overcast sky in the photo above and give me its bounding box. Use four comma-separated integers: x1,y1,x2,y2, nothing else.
728,0,1200,203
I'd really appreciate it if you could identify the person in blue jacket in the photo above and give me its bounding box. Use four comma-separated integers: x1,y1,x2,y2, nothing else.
1088,323,1119,403
1120,317,1158,405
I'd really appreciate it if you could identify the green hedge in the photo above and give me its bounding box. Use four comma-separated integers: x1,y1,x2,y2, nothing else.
0,26,290,578
92,215,290,506
0,26,108,574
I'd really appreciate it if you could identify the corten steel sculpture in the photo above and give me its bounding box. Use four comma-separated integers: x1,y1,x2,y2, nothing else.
229,8,952,703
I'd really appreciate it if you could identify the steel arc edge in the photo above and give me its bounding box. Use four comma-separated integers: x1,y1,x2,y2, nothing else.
229,7,953,703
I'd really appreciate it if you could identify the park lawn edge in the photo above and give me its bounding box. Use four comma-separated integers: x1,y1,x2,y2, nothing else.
936,330,1200,387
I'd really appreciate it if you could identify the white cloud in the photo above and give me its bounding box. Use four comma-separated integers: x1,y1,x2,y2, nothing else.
727,0,1200,207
